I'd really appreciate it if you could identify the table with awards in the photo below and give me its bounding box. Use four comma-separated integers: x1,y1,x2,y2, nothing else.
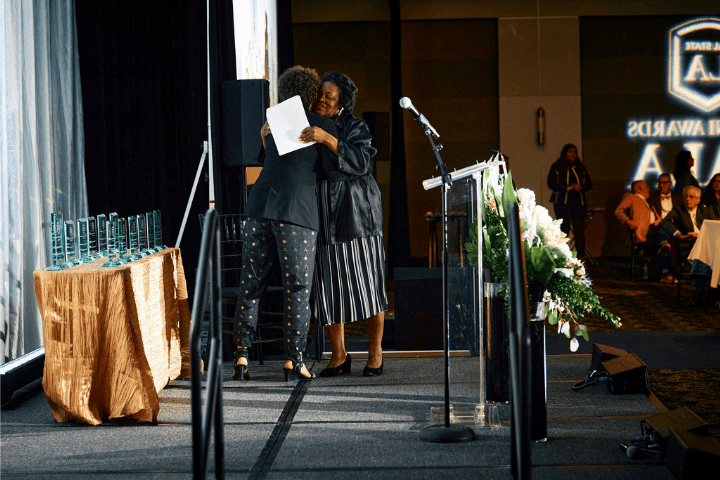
33,211,191,425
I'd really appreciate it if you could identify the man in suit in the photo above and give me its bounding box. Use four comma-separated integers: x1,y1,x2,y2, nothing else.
661,186,713,239
660,185,715,305
615,180,657,244
648,173,682,221
615,180,672,280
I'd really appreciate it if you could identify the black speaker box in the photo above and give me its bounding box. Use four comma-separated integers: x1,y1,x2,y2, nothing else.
645,407,710,441
600,353,650,394
393,268,442,351
222,79,269,166
590,343,629,371
666,427,720,480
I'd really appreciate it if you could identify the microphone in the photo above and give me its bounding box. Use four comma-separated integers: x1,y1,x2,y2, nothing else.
399,97,439,139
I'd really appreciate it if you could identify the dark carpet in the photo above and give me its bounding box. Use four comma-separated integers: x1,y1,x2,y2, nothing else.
342,258,719,436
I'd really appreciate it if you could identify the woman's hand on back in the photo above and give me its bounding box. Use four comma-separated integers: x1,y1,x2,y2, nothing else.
261,121,272,149
300,126,338,154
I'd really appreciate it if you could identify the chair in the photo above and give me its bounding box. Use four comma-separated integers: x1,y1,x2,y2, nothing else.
198,214,284,364
669,236,710,306
629,231,650,281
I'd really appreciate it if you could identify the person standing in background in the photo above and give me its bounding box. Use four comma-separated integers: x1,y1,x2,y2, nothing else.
672,150,700,195
547,144,593,259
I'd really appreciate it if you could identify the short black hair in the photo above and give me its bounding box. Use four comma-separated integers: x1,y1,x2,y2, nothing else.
278,66,320,109
320,72,357,114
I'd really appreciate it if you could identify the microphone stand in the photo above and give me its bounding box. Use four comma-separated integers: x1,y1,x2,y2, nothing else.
419,124,475,443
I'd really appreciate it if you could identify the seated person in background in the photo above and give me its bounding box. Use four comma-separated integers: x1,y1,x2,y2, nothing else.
648,173,682,220
614,180,671,280
661,186,713,241
701,173,720,218
660,185,715,305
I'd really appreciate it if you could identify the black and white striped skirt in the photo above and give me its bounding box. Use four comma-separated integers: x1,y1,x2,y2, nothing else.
313,182,388,326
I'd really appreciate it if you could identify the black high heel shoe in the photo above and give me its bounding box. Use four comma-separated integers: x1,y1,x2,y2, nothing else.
284,359,315,382
318,354,352,377
363,359,384,377
233,348,250,381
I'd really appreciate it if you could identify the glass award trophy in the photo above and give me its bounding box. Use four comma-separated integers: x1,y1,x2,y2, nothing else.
97,214,108,257
47,212,68,270
107,212,119,255
77,218,93,263
136,213,148,257
153,210,167,251
62,220,81,268
128,215,143,260
103,214,122,267
87,216,101,260
145,211,156,255
117,217,131,264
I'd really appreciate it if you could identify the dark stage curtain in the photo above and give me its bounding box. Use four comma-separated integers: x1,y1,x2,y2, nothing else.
75,0,236,299
389,0,411,270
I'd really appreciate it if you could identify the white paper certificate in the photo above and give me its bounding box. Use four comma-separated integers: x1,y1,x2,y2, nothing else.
265,95,314,156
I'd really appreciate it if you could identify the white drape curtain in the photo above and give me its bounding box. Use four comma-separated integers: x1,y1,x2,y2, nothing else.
0,0,87,364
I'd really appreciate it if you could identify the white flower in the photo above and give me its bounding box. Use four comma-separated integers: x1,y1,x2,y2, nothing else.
516,188,536,209
558,267,574,277
570,337,579,352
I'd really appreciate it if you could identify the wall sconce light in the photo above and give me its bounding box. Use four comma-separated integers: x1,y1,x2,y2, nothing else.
536,107,545,145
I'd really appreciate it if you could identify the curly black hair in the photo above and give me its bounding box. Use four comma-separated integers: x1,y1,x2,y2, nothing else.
320,72,357,115
277,65,320,109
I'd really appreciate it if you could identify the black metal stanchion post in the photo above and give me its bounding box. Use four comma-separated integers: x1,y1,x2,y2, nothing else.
507,203,532,479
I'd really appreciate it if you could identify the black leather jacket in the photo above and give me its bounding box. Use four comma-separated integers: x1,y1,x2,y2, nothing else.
322,114,383,243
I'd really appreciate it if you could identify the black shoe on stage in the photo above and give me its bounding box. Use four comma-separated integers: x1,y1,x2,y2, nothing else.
319,354,352,377
363,360,384,377
284,359,315,382
233,348,250,381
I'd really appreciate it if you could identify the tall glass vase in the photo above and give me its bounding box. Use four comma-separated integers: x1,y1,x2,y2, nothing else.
484,269,510,403
527,282,548,442
483,272,548,440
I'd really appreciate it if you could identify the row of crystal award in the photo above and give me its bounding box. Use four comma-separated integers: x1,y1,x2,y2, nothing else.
47,210,168,270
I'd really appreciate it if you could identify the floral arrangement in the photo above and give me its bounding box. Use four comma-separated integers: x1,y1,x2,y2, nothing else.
464,165,620,351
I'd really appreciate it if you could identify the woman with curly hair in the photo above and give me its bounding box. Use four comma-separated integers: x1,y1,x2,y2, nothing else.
232,66,340,382
298,72,388,377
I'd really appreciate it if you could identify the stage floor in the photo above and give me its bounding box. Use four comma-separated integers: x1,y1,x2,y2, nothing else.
2,354,681,479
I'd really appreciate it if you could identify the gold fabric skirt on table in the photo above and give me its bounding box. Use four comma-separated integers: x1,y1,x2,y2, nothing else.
33,248,191,425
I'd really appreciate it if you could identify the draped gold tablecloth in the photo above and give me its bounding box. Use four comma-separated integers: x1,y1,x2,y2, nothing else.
33,248,191,425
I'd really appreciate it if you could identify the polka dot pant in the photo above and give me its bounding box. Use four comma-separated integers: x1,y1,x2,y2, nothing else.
232,217,317,364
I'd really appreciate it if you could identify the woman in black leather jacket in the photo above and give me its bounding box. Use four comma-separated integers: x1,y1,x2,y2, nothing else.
299,72,387,377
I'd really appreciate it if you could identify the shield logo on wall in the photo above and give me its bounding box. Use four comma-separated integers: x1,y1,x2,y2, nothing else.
668,18,720,113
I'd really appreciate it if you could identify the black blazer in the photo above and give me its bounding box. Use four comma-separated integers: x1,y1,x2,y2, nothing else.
647,191,682,219
245,110,339,231
660,204,714,236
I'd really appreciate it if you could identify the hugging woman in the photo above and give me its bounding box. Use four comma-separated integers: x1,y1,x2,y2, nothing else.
232,66,341,382
299,72,388,377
